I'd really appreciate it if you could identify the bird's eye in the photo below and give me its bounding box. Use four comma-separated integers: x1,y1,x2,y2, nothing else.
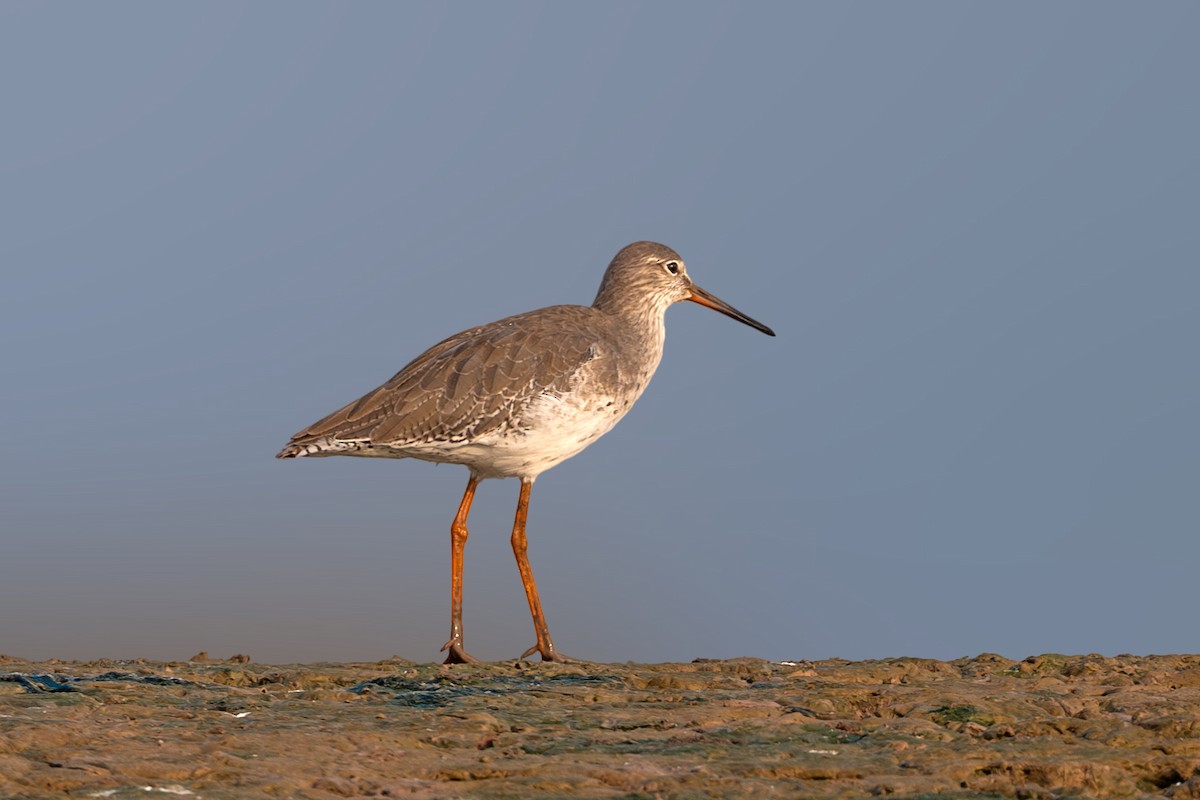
664,261,680,275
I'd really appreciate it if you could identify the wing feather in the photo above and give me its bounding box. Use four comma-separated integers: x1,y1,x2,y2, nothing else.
279,306,611,455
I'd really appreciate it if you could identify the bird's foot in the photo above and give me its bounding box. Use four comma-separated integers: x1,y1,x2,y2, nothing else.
441,639,482,665
519,642,587,663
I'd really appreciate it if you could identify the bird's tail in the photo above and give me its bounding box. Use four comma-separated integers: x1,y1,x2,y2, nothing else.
277,435,366,458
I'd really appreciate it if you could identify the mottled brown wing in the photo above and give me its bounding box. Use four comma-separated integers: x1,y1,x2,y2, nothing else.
281,306,608,451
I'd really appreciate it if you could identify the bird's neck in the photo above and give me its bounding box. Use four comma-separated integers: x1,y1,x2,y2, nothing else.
593,295,669,367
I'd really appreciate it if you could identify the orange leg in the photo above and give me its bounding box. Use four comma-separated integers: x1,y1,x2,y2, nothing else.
512,479,581,663
441,475,480,664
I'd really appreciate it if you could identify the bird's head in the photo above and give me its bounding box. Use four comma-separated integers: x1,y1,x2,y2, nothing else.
593,241,775,336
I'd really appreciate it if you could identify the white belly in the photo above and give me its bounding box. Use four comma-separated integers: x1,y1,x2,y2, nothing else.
413,386,634,479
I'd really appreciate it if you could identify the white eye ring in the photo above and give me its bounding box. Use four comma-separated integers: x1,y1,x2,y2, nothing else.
664,261,680,275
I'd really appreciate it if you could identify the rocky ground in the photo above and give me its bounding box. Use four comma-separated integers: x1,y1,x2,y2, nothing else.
2,652,1199,799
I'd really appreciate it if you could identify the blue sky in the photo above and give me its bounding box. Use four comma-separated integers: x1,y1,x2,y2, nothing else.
2,2,1197,663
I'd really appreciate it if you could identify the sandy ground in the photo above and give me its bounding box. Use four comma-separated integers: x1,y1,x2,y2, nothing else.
2,652,1199,799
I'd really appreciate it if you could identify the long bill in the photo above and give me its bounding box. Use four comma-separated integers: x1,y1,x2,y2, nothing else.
687,284,776,337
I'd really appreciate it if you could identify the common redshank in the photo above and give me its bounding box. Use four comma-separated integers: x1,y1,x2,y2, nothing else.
277,241,774,663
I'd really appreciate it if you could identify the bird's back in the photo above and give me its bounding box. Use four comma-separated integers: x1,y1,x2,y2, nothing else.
276,304,643,476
